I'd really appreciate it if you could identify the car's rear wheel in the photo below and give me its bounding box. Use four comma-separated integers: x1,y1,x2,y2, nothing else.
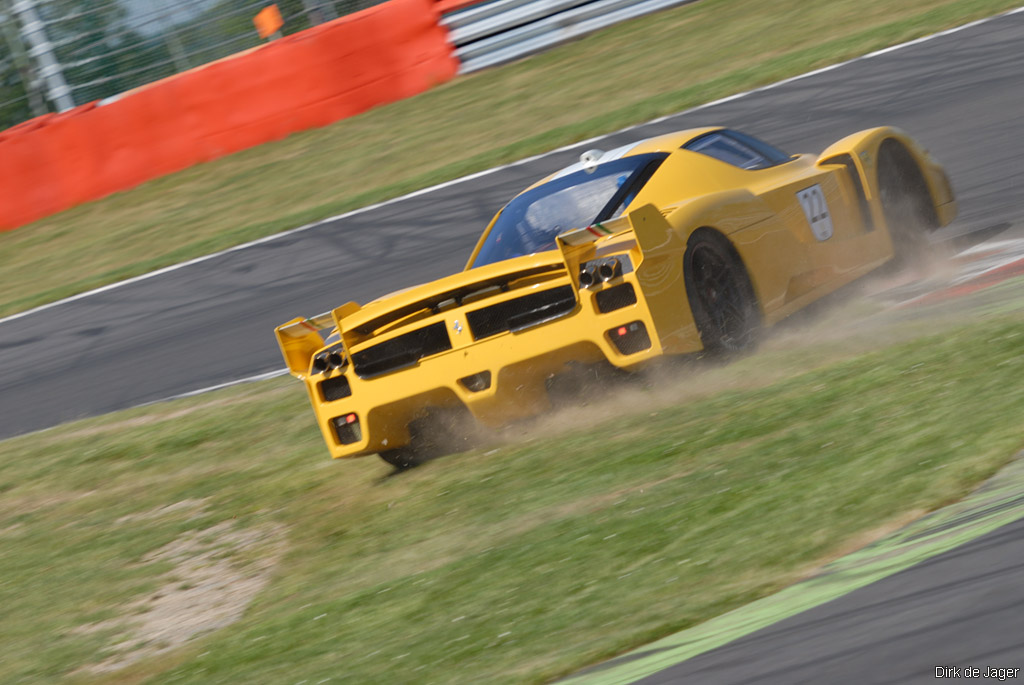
377,406,477,470
877,139,939,264
378,447,424,470
683,230,760,354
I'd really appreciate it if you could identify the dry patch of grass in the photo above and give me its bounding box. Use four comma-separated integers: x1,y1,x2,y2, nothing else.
73,512,287,675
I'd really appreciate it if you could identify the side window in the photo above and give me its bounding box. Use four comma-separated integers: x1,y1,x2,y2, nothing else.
726,130,792,166
684,130,791,170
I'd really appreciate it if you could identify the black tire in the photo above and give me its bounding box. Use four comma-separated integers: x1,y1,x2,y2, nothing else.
377,406,477,470
378,447,425,470
877,140,938,264
683,230,761,354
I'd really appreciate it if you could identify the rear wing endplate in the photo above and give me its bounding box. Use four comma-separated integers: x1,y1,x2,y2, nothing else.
275,302,360,377
555,205,674,285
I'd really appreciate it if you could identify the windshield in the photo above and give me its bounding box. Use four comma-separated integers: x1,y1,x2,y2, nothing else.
471,153,667,268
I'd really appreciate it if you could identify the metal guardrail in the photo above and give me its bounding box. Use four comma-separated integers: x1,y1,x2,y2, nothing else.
445,0,697,73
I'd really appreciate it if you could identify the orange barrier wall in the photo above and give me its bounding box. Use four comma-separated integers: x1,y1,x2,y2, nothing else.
0,0,457,231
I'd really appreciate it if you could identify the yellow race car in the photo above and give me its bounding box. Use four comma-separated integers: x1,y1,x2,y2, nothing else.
276,126,956,467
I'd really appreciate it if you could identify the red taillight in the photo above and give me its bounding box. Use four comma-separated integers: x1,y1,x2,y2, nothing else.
332,414,362,445
608,321,652,355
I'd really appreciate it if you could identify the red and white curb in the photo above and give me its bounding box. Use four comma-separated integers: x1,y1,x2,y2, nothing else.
894,237,1024,308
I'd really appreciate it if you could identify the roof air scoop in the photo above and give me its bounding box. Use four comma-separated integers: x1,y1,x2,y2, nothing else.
580,149,604,173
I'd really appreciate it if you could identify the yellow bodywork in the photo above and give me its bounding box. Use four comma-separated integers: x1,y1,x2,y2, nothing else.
277,126,956,460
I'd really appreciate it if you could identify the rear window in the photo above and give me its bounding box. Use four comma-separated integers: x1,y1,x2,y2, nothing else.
472,153,667,268
684,130,791,169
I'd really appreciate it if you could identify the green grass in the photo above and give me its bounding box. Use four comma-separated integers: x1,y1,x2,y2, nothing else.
1,0,1020,318
2,283,1022,684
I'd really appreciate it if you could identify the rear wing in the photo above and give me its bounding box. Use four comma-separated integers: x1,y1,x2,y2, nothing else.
556,216,630,247
555,204,675,285
556,214,632,287
275,302,360,377
276,313,335,340
559,203,695,352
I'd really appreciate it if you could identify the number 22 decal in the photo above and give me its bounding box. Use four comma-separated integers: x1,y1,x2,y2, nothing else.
796,184,833,241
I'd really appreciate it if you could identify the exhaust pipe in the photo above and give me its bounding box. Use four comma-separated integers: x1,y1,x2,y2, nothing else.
579,263,599,289
597,257,622,282
312,353,329,373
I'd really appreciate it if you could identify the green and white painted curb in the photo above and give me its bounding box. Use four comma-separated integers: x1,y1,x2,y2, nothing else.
563,452,1024,684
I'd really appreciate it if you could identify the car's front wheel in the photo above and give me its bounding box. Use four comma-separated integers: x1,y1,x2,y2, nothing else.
683,230,761,354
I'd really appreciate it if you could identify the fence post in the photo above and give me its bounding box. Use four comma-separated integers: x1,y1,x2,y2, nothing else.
1,0,47,117
11,0,75,112
152,2,191,74
302,0,338,25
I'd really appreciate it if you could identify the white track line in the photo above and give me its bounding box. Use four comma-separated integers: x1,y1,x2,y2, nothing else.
952,240,1024,285
143,368,291,404
895,253,1024,308
959,239,1024,256
3,6,1022,330
957,253,1024,284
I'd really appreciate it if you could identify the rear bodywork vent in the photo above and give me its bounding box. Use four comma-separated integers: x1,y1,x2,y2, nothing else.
467,285,576,340
595,283,637,313
319,375,352,402
351,322,451,378
821,153,873,231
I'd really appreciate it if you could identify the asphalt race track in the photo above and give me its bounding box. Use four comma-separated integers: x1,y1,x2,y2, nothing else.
2,10,1023,441
634,517,1024,684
